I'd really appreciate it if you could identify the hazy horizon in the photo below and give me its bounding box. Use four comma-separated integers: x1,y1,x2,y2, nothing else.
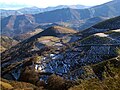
0,0,113,10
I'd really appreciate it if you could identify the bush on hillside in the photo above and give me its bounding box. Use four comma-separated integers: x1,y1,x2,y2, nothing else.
47,74,66,90
18,66,40,85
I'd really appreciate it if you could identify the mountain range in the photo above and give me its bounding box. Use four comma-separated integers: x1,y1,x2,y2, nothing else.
1,5,89,18
1,16,120,83
1,0,120,38
1,0,120,90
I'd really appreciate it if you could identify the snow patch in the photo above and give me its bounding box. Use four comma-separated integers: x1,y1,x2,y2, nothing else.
94,33,108,37
112,29,120,32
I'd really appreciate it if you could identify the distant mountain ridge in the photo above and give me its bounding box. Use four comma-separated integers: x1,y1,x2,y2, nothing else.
1,5,89,18
1,0,120,37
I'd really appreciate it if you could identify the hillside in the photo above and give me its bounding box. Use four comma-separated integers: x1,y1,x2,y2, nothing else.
1,14,39,37
1,16,120,82
12,26,76,42
38,26,77,36
76,16,107,30
0,78,42,90
69,56,120,90
0,35,18,52
90,0,120,17
1,26,77,76
13,28,43,41
80,16,120,37
1,55,120,90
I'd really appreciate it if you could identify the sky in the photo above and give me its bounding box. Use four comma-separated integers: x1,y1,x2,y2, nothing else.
0,0,113,10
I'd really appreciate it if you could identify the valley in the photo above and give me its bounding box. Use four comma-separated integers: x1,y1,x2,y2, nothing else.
0,0,120,90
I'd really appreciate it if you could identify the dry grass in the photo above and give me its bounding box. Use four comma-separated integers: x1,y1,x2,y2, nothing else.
38,36,60,41
0,78,41,90
53,26,77,34
0,46,6,52
28,29,43,35
1,81,14,90
37,36,60,46
69,57,120,90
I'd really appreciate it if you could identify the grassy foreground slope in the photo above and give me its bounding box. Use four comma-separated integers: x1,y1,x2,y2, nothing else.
69,56,120,90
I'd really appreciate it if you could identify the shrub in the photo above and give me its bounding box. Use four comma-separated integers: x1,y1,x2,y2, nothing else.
18,66,40,85
36,80,46,87
47,74,66,90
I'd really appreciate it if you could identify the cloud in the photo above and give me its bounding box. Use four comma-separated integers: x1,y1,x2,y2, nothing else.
0,2,31,9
